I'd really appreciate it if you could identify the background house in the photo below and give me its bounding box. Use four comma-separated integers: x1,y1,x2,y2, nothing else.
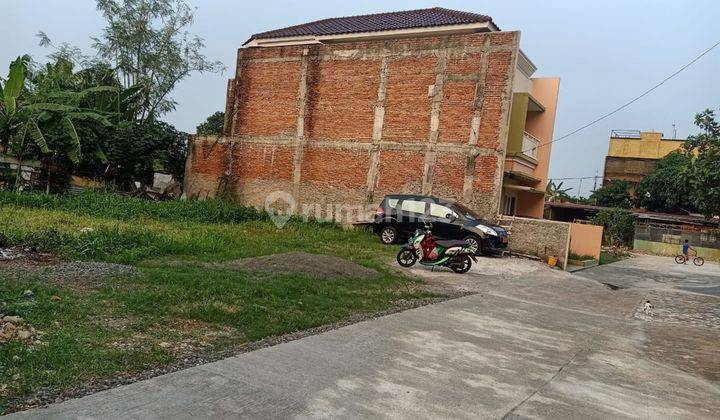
603,130,685,194
184,7,559,220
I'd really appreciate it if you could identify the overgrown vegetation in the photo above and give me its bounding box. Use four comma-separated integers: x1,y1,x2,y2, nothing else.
1,0,224,191
0,192,432,411
0,190,266,224
591,208,635,246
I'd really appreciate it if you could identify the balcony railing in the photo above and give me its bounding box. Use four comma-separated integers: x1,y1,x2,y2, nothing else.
610,129,641,139
522,132,539,160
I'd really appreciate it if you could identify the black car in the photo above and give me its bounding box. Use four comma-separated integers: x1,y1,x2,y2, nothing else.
372,194,508,255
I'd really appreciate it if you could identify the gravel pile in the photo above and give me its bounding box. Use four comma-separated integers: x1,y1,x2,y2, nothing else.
43,262,140,281
0,261,140,292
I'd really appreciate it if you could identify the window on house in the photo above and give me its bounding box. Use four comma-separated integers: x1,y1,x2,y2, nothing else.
502,196,516,216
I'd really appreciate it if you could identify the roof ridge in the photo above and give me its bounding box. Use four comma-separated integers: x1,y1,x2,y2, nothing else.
248,7,497,42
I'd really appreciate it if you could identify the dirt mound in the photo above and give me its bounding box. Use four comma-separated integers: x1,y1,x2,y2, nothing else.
0,315,42,346
225,252,378,279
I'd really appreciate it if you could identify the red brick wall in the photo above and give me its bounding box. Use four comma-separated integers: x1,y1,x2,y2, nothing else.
186,31,519,219
383,56,436,141
234,61,300,137
191,142,227,176
438,81,476,143
376,150,425,191
306,59,380,141
233,145,294,180
301,148,369,189
476,51,513,148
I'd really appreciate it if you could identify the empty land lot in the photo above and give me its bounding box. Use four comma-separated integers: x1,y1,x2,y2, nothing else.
0,192,436,414
6,254,720,419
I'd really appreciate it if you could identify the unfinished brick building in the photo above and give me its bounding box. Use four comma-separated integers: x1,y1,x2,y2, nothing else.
185,8,560,221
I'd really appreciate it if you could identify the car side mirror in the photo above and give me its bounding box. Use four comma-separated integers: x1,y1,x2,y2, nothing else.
446,213,456,222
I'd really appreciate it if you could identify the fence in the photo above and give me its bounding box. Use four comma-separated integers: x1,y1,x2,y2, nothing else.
634,222,720,261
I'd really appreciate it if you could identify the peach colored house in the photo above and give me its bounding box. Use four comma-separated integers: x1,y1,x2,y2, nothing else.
500,53,560,219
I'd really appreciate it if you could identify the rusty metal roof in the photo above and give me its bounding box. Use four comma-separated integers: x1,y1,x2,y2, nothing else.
246,7,496,43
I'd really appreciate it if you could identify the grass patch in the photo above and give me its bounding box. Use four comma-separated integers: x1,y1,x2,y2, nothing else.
599,250,629,265
568,253,597,261
0,192,433,412
0,190,268,224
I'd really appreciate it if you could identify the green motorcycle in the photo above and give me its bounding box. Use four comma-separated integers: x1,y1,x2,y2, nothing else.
396,225,477,274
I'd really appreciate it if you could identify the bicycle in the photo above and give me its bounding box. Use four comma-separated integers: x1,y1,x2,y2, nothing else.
675,252,704,266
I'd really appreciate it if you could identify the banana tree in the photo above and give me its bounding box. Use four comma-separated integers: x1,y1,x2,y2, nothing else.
545,180,572,203
1,56,113,189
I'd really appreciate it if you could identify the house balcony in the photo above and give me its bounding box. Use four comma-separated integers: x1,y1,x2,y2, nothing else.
521,131,539,160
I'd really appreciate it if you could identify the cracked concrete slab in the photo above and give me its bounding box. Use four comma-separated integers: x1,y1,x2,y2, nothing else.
5,255,720,419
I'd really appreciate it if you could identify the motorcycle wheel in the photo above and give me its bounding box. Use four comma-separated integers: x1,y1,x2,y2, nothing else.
450,255,472,274
397,249,418,267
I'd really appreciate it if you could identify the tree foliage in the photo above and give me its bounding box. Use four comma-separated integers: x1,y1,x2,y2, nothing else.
635,109,720,217
685,109,720,217
106,120,188,188
91,0,224,121
591,208,635,246
590,180,632,208
635,152,693,213
196,111,224,135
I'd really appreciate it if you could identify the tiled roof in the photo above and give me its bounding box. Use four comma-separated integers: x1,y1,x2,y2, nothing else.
247,7,496,42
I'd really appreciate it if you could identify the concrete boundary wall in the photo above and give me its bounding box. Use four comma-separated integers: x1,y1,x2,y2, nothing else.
569,223,603,260
498,216,571,269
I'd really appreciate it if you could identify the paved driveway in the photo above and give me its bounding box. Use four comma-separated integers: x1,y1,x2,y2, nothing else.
6,255,720,419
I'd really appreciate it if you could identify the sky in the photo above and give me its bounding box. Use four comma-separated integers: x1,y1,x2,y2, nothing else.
4,1,720,196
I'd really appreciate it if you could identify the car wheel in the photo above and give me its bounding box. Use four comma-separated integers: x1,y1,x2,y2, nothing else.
380,226,398,244
463,235,481,255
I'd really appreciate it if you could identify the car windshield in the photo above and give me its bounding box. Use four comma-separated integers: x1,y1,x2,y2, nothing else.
450,203,485,222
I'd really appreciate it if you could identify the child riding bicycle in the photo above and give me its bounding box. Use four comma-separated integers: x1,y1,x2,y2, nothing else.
681,239,696,264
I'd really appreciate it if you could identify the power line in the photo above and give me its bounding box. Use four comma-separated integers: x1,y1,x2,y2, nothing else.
549,175,603,181
522,40,720,154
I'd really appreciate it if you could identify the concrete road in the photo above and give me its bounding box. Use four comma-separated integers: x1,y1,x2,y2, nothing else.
6,255,720,419
577,253,720,297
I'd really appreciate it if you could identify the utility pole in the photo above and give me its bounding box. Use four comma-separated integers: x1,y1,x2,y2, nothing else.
578,178,583,198
593,170,598,192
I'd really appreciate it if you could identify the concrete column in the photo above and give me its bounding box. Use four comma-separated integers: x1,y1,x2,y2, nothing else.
422,47,448,195
463,37,491,202
491,33,521,216
365,55,390,204
292,48,311,200
227,49,246,137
